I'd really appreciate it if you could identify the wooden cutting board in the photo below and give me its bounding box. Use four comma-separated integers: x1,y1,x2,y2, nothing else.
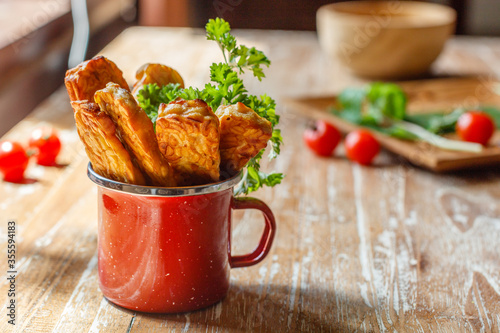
284,77,500,172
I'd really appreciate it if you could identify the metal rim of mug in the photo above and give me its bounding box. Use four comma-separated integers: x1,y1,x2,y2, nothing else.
87,163,243,197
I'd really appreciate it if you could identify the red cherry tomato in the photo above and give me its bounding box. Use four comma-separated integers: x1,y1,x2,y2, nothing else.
344,130,380,165
0,141,29,183
303,120,341,156
456,111,495,146
28,128,62,166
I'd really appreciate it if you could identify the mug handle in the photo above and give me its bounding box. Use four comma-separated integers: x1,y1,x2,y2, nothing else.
230,197,276,268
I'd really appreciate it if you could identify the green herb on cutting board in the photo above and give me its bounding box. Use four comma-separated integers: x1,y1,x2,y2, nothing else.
331,82,500,153
406,106,500,133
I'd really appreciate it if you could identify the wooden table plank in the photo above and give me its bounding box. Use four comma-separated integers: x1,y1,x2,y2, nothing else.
1,27,499,332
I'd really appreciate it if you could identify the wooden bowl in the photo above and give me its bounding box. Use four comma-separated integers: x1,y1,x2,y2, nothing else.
317,1,456,79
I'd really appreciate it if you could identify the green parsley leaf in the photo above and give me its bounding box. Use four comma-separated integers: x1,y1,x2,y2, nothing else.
206,18,270,81
234,166,284,196
366,82,406,122
208,63,248,106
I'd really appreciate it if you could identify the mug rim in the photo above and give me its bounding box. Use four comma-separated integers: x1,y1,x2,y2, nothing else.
87,163,243,197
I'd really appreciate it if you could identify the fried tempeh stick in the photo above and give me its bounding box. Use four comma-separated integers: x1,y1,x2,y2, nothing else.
94,83,176,187
65,56,130,102
215,102,272,176
156,99,220,186
71,101,147,185
132,63,185,96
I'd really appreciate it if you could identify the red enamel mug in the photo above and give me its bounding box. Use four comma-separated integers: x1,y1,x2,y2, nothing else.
87,163,276,313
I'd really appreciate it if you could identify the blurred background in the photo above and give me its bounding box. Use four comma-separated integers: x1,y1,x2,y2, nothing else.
0,0,499,136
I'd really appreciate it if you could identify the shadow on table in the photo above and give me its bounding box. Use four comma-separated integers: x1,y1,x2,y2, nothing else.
136,283,373,332
373,150,500,181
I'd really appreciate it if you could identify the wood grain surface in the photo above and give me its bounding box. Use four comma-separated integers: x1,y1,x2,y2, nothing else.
285,77,500,172
1,27,500,332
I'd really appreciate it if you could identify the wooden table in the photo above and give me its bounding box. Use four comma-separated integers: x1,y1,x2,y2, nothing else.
1,27,500,332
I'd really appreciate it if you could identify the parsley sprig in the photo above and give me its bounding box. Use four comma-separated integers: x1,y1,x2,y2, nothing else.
136,18,283,195
206,18,270,80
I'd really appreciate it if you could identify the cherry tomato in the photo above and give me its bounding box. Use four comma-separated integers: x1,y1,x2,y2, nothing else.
28,128,61,166
456,111,495,146
344,130,380,165
0,141,29,182
303,120,341,156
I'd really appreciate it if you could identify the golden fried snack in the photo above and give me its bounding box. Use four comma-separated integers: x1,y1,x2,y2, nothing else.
215,102,272,176
71,101,147,185
94,83,176,187
65,56,130,102
156,99,220,186
132,63,184,96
